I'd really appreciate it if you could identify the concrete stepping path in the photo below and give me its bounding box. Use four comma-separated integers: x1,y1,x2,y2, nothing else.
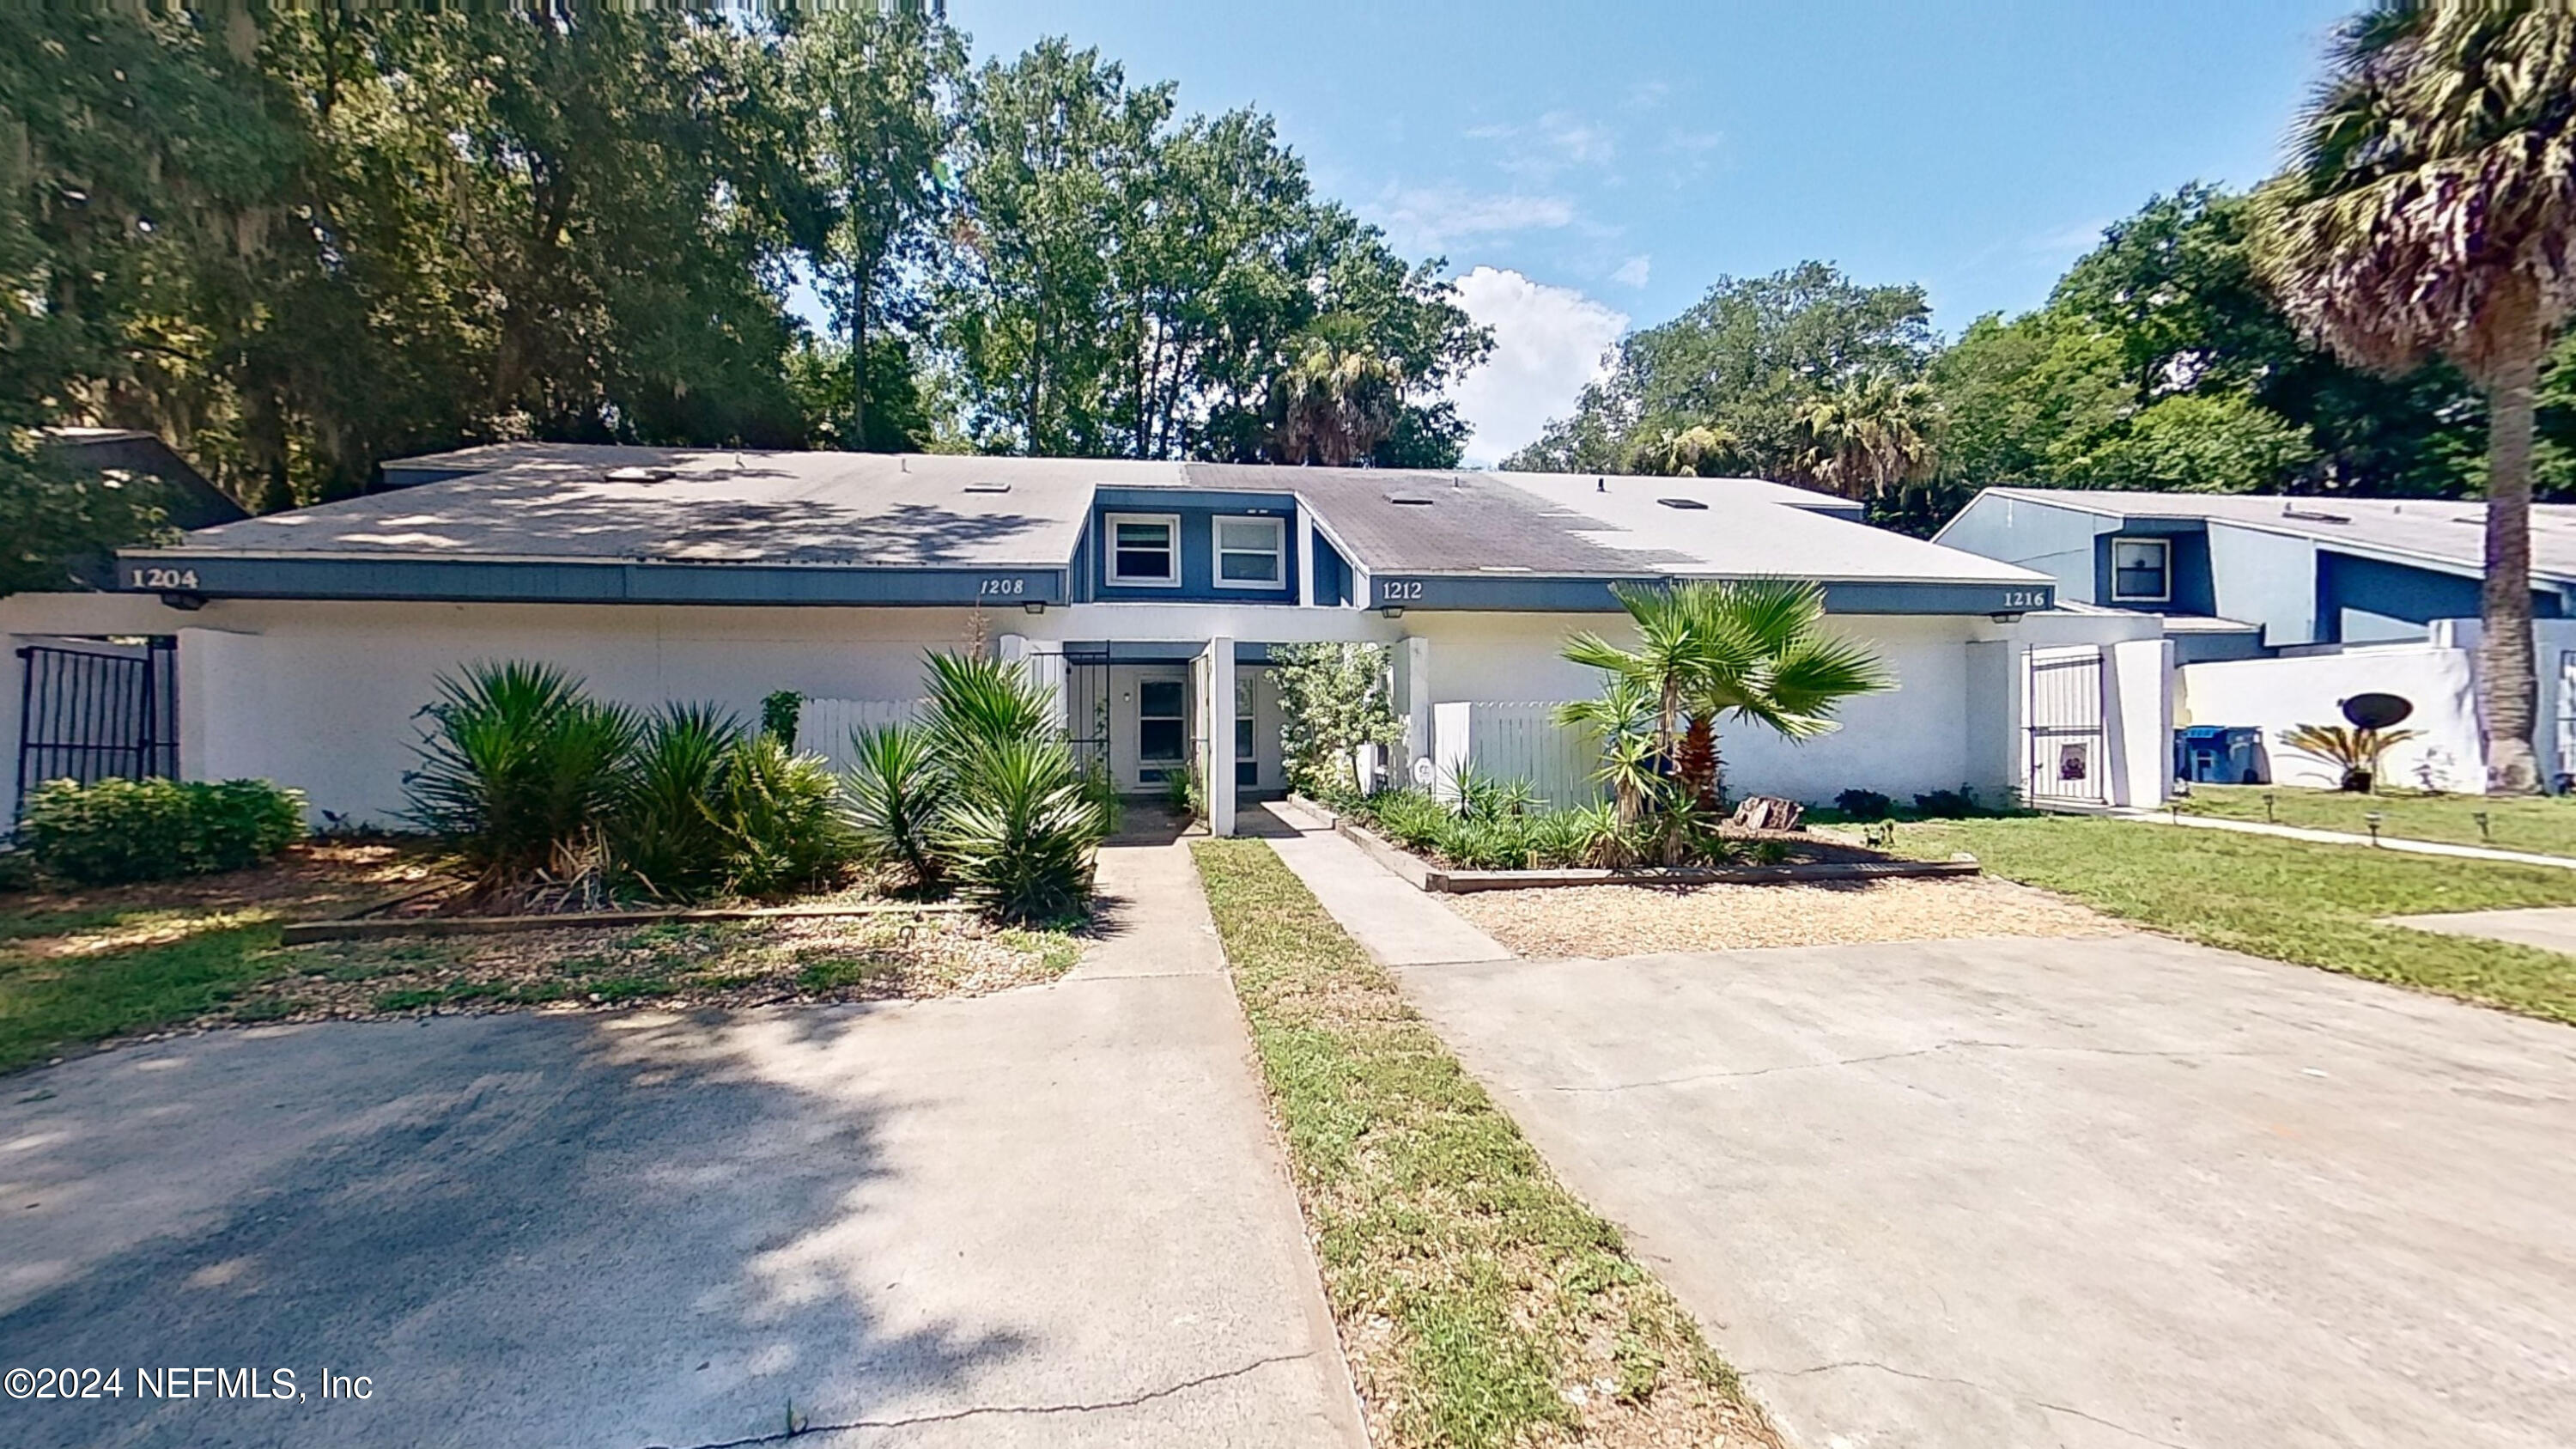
1247,801,1512,966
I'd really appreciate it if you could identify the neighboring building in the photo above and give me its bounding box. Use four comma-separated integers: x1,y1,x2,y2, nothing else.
1935,488,2576,661
2,447,2173,831
43,428,249,533
1937,488,2576,794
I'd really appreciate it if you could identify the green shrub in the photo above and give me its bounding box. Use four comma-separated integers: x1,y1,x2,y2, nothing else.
842,722,945,889
760,689,804,743
21,776,306,885
935,737,1107,922
404,661,640,896
1835,788,1894,820
709,734,851,900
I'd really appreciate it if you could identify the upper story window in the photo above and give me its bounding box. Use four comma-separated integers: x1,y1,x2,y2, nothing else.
2110,537,2171,602
1214,515,1285,589
1105,513,1180,587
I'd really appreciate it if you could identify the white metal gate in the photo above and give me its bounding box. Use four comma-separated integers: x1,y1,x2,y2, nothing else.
2026,648,2106,804
2556,649,2576,791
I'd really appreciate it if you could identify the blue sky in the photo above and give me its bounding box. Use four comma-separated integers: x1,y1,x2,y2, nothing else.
943,0,2356,463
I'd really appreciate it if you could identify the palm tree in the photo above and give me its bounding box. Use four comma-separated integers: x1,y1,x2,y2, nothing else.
1561,579,1891,813
1268,336,1405,466
1623,423,1740,478
1795,374,1941,502
1553,673,1661,823
2250,1,2576,793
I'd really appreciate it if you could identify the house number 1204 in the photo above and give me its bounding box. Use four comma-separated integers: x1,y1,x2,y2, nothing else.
129,567,201,590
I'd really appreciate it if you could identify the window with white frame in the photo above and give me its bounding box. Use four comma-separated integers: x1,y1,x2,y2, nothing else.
1214,515,1285,588
1105,514,1179,587
2110,537,2170,602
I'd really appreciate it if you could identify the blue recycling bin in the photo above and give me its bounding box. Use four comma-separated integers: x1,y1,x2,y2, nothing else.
2174,726,2263,785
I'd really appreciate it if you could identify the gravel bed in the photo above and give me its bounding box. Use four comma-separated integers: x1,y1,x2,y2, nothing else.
1449,874,2118,959
219,911,1079,1024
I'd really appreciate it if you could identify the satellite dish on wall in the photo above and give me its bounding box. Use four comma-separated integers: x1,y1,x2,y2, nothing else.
2341,693,2415,730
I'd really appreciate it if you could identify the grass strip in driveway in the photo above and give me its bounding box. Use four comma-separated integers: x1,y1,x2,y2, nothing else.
1900,813,2576,1025
1192,838,1777,1449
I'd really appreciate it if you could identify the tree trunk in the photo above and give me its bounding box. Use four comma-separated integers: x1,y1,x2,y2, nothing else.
2481,315,2543,795
1675,715,1720,813
852,265,868,451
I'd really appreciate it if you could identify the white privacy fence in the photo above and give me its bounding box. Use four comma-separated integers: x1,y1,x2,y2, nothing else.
1430,702,1602,807
794,697,926,775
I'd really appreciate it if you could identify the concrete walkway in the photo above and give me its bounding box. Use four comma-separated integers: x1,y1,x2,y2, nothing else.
1248,801,1510,966
1400,935,2576,1449
0,836,1362,1449
2385,904,2576,953
2109,807,2576,870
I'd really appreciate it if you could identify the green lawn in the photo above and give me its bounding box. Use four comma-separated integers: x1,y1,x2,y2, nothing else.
2176,783,2576,857
1899,814,2576,1025
1191,839,1776,1449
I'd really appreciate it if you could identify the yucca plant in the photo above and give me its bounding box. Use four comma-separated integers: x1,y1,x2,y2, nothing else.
710,732,852,900
842,722,945,891
404,661,639,901
934,736,1107,922
923,651,1060,767
2280,721,2426,794
617,703,744,902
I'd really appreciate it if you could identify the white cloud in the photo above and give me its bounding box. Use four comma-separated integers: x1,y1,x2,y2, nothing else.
1611,254,1651,289
1373,185,1576,255
1466,110,1618,181
1444,266,1628,467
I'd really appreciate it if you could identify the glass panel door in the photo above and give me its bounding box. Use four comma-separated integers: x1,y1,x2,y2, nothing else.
1138,676,1187,782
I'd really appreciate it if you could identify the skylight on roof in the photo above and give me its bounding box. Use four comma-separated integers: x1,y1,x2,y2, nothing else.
1657,497,1709,510
1386,493,1435,506
963,480,1012,494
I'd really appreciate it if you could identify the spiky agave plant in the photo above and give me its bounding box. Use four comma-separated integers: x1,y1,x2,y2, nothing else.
403,661,639,901
841,722,945,891
612,703,744,902
933,736,1107,922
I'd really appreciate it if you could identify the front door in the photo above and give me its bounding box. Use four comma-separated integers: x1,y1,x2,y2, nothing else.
1135,670,1190,788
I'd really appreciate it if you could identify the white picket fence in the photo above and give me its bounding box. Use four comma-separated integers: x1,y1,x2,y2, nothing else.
1431,701,1602,807
794,697,927,775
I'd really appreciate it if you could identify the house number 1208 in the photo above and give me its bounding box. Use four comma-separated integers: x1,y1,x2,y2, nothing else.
978,577,1025,596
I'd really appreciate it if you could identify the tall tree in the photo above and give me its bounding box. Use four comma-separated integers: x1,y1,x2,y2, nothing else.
1796,374,1942,502
2251,0,2576,793
1506,262,1934,482
787,6,958,451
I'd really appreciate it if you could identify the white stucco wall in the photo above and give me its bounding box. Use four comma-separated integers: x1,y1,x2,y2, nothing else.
2178,643,2482,792
1402,612,1986,804
179,600,981,825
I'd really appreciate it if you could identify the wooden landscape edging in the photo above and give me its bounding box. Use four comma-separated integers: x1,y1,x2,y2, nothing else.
280,901,973,946
1295,799,1982,896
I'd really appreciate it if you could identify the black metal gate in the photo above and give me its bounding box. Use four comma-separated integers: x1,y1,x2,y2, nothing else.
2026,648,2105,804
15,638,179,809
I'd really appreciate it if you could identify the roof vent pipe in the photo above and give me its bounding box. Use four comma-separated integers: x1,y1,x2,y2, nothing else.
1596,477,1606,492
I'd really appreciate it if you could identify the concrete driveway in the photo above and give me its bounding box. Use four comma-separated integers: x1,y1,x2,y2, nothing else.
0,839,1360,1449
1397,933,2576,1449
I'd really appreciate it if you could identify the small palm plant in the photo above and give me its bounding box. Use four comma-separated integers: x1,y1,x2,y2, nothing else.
842,722,945,891
404,661,639,904
617,703,745,902
1563,579,1891,817
934,737,1103,922
2279,722,2426,794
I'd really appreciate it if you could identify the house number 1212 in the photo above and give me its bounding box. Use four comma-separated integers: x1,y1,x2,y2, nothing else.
1380,580,1424,601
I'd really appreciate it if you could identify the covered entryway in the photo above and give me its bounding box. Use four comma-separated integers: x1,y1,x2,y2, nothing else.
2026,646,2106,804
1041,641,1285,802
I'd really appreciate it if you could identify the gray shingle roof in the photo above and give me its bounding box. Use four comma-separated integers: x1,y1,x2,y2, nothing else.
1971,487,2576,586
154,445,2044,588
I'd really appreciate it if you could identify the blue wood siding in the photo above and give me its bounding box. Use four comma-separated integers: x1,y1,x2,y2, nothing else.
1078,494,1300,604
